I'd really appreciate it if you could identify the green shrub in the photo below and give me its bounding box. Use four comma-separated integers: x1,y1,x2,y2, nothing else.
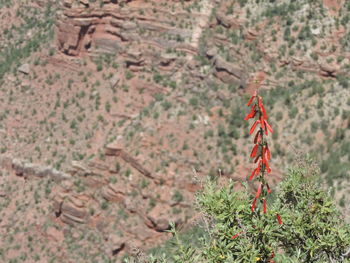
147,167,350,262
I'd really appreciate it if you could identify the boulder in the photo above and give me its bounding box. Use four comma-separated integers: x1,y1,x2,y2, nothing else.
109,75,119,89
320,63,338,77
63,0,73,8
105,139,123,156
147,204,172,231
18,63,30,75
214,56,247,87
160,53,177,66
291,56,304,66
59,195,88,225
216,11,239,28
47,227,64,242
12,159,24,176
71,161,92,175
244,29,259,41
206,47,217,58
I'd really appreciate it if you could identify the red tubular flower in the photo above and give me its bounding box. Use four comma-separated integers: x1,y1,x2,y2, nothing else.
268,251,276,263
260,103,268,120
266,183,272,194
263,158,271,174
262,147,267,164
251,198,257,212
276,214,283,225
250,144,259,158
244,105,257,120
254,155,260,163
250,120,260,135
266,164,271,174
231,231,243,239
260,116,265,131
266,143,271,160
255,183,262,198
264,120,273,134
247,91,257,106
249,167,258,181
254,130,261,144
263,198,267,214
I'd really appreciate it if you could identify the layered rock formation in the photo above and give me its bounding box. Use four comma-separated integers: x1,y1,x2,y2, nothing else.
0,155,71,181
56,1,196,57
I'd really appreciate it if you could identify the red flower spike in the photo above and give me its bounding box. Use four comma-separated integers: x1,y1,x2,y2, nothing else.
254,130,261,144
250,120,260,135
251,198,257,212
244,105,257,120
277,214,283,225
266,143,271,160
247,91,257,106
255,183,262,198
245,94,280,225
265,120,273,134
250,144,259,158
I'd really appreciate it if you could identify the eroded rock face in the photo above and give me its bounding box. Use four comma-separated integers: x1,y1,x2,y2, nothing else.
216,11,240,29
146,203,185,232
54,193,89,225
56,0,198,59
101,183,125,202
211,55,247,87
319,62,338,77
56,5,133,56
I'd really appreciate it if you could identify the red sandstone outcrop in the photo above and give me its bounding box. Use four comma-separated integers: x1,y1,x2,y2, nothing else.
101,183,125,202
105,140,152,178
213,55,248,87
216,11,241,29
56,2,196,58
319,62,338,77
244,29,259,41
54,193,89,225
